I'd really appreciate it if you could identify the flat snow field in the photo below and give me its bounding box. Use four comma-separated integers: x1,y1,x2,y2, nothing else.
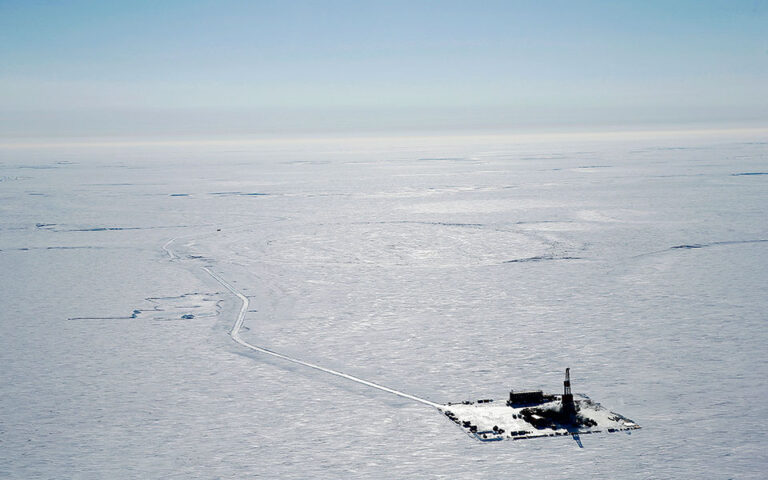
1,131,767,478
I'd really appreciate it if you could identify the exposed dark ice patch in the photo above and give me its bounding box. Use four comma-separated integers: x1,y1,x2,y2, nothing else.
432,222,484,227
636,239,768,258
16,164,61,169
670,239,768,250
504,255,581,263
209,191,269,196
69,309,141,321
1,246,107,252
68,293,220,321
731,172,768,176
514,220,570,225
40,224,192,232
70,227,144,232
416,157,469,162
170,193,190,196
282,160,331,165
45,246,105,250
355,220,486,228
411,221,485,228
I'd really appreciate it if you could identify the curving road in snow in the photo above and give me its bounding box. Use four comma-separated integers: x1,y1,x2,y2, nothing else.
164,236,441,409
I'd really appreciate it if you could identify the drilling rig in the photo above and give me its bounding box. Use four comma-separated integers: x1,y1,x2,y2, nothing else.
562,368,576,415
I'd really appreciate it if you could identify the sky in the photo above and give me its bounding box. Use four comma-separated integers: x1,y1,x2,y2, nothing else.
1,0,767,137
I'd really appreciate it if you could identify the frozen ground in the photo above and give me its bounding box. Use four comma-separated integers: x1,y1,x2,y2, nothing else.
1,131,767,478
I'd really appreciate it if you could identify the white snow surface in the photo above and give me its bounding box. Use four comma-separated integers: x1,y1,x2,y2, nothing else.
1,132,767,478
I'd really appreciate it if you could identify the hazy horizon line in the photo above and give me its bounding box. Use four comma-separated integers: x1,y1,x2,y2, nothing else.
2,124,766,150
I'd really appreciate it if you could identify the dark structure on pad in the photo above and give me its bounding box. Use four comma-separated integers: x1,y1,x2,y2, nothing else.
507,389,556,406
506,368,577,410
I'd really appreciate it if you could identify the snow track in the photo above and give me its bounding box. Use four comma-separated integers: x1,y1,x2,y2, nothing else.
165,237,440,408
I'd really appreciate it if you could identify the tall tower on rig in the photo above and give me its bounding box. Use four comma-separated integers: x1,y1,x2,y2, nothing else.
562,368,576,414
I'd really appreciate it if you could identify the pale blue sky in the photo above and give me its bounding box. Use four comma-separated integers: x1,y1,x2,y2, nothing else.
1,0,767,136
